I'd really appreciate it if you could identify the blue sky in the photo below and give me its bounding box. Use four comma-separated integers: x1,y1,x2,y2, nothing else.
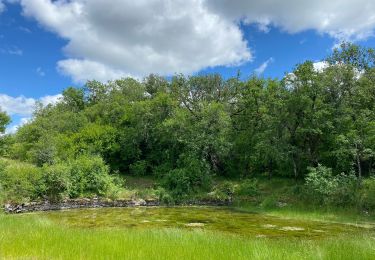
1,0,375,132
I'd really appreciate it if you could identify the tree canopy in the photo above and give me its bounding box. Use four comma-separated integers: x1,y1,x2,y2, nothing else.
1,43,375,200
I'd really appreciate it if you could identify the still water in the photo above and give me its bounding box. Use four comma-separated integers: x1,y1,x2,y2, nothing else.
31,206,371,239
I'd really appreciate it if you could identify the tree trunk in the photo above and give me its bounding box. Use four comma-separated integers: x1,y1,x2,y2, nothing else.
268,158,273,180
292,155,298,180
356,151,362,181
355,143,362,182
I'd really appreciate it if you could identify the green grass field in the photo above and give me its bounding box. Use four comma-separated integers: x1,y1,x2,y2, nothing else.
1,177,375,260
1,212,375,260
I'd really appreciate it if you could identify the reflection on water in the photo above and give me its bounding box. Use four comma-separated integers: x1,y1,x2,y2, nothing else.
32,206,372,239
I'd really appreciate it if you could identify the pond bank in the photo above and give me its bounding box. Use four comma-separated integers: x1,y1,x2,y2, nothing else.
3,198,231,214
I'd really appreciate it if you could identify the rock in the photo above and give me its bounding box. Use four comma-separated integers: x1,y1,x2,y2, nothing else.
134,199,146,206
185,223,205,227
280,226,304,231
277,202,287,208
3,198,229,214
262,224,277,228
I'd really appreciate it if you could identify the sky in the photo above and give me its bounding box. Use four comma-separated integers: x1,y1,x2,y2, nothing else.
1,0,375,133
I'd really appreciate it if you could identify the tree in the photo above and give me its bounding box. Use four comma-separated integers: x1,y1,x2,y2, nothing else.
62,87,85,112
0,110,11,156
0,109,10,134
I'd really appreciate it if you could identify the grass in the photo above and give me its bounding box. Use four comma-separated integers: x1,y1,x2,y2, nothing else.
2,176,375,259
233,203,375,228
1,213,375,259
116,175,375,225
228,176,375,225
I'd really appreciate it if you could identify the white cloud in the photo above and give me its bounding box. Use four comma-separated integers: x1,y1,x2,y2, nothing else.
36,67,45,77
0,94,36,116
254,57,274,75
57,59,130,83
205,0,375,41
0,93,61,134
19,26,32,33
0,93,62,116
0,46,23,56
313,61,328,72
12,1,375,83
0,1,5,13
20,0,251,83
39,94,62,107
5,117,31,134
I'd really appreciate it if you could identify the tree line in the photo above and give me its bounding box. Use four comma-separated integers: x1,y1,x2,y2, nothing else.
0,43,374,201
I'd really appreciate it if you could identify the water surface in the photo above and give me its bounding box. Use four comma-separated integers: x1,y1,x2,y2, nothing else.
30,206,373,239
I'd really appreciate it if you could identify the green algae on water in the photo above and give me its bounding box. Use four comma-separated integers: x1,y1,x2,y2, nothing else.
30,206,373,239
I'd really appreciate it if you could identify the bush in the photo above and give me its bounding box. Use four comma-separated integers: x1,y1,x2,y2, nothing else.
260,196,278,209
360,178,375,210
235,179,259,196
68,155,116,198
42,164,71,202
129,160,147,176
0,159,43,203
161,154,212,199
333,172,358,206
155,187,175,205
41,155,122,201
0,155,122,203
207,181,235,201
305,164,358,206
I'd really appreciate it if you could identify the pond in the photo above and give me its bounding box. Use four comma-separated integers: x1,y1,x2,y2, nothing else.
30,206,372,239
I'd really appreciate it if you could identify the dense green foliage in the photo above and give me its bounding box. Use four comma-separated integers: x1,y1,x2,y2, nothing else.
0,156,119,203
305,164,358,206
0,43,375,204
0,159,43,203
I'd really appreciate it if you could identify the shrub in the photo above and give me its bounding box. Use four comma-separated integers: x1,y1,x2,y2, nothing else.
206,181,235,201
42,164,71,202
305,164,358,206
41,155,122,200
305,165,337,201
0,159,43,203
152,163,173,178
129,160,147,176
69,155,115,197
161,154,212,199
360,178,375,210
162,168,194,198
333,172,358,206
260,196,278,209
105,174,125,200
155,187,175,205
235,179,259,196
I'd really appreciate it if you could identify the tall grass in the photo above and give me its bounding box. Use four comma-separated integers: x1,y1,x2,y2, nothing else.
0,213,374,260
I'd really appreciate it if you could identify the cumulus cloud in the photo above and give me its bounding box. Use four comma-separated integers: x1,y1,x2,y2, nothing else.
313,61,329,72
0,93,62,116
0,46,23,56
39,94,62,107
254,57,274,75
10,0,375,83
5,117,31,134
205,0,375,41
57,59,130,83
36,67,45,77
20,0,251,83
0,1,5,13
